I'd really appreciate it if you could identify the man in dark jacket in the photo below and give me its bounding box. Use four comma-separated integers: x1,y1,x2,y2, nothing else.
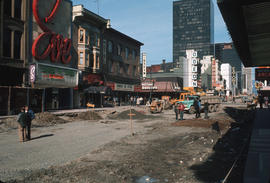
174,103,179,120
24,105,35,141
194,99,200,118
204,101,209,119
17,107,26,142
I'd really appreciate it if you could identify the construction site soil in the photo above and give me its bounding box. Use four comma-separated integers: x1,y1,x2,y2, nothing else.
108,109,158,120
4,105,255,183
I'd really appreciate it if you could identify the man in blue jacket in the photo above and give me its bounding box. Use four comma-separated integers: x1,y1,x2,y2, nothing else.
24,105,35,141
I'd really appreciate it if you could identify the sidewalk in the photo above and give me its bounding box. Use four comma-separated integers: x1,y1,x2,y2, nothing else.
244,108,270,183
0,106,132,119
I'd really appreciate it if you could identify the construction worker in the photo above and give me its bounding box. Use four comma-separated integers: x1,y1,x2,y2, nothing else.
174,103,179,120
204,101,209,119
178,102,185,120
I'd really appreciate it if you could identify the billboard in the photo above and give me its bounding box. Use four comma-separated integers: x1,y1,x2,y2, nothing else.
255,68,270,81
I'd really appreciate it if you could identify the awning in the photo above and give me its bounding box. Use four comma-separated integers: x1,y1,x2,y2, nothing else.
84,86,112,95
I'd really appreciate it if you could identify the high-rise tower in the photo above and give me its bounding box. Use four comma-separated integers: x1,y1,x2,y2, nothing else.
173,0,214,63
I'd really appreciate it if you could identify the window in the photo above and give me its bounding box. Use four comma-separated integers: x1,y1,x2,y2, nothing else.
14,31,22,59
133,66,136,76
132,50,137,60
103,40,107,64
86,31,89,44
4,0,11,17
79,29,84,43
108,41,113,53
79,52,83,65
14,0,22,19
3,28,11,58
94,34,100,47
85,52,89,66
125,47,129,59
117,44,121,56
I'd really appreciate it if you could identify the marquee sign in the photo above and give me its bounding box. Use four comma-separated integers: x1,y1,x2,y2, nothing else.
32,0,72,64
255,68,270,81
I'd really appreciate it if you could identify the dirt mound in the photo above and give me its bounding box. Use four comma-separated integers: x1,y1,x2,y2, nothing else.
172,118,231,131
33,112,67,126
77,111,102,120
109,109,154,120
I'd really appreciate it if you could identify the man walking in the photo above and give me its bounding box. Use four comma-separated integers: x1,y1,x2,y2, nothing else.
24,105,35,141
17,107,27,142
194,98,201,118
178,102,185,120
174,103,179,120
204,101,209,119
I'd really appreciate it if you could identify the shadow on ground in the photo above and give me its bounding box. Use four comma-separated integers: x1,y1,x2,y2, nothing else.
190,107,255,182
30,134,54,141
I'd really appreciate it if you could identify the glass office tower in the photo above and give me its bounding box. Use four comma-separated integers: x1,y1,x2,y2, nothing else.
173,0,214,62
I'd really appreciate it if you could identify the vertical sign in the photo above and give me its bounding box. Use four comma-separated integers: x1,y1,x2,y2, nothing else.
142,52,147,78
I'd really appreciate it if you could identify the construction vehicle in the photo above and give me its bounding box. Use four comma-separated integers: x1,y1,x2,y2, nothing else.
178,95,222,114
170,87,206,105
149,98,163,113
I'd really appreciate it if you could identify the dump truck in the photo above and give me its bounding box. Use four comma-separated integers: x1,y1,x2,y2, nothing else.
178,95,222,114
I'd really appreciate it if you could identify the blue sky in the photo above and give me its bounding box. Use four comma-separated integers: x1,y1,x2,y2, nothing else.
72,0,231,65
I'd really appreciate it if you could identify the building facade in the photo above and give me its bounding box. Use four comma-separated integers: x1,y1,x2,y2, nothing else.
242,67,253,95
183,50,199,88
0,0,31,115
72,5,108,108
200,55,213,90
173,0,214,65
103,28,143,105
0,0,78,115
221,63,232,95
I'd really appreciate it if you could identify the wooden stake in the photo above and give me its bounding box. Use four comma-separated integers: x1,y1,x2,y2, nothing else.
128,107,136,136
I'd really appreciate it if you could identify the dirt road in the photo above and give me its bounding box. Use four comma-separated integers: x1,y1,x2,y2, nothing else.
0,104,253,182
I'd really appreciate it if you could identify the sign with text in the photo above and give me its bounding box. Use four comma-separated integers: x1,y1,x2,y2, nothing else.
32,0,72,66
35,63,78,88
114,83,134,91
255,68,270,81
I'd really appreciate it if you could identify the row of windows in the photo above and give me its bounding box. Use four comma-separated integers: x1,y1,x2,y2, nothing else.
78,28,100,47
107,61,137,76
4,0,22,20
107,40,137,60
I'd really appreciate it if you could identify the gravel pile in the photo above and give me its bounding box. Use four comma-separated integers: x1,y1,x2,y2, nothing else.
32,112,67,126
77,111,102,120
109,109,154,120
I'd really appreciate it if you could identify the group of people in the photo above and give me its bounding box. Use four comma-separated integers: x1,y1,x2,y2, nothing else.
173,98,209,120
258,94,270,109
16,105,35,142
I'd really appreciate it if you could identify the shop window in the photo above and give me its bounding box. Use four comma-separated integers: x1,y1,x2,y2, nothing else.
4,0,11,17
3,28,11,58
108,41,113,53
14,31,22,59
79,52,84,65
79,29,85,43
14,0,22,19
125,47,129,59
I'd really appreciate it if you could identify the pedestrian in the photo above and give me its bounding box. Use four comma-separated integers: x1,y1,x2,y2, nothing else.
264,96,269,108
174,103,179,120
17,107,27,142
24,105,35,141
204,101,209,119
194,98,200,118
258,94,264,109
130,96,133,106
178,102,185,120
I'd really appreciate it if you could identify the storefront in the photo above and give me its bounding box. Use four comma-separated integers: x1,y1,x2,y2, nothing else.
30,0,78,111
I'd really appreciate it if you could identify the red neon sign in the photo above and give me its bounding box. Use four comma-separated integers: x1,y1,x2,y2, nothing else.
32,0,72,64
